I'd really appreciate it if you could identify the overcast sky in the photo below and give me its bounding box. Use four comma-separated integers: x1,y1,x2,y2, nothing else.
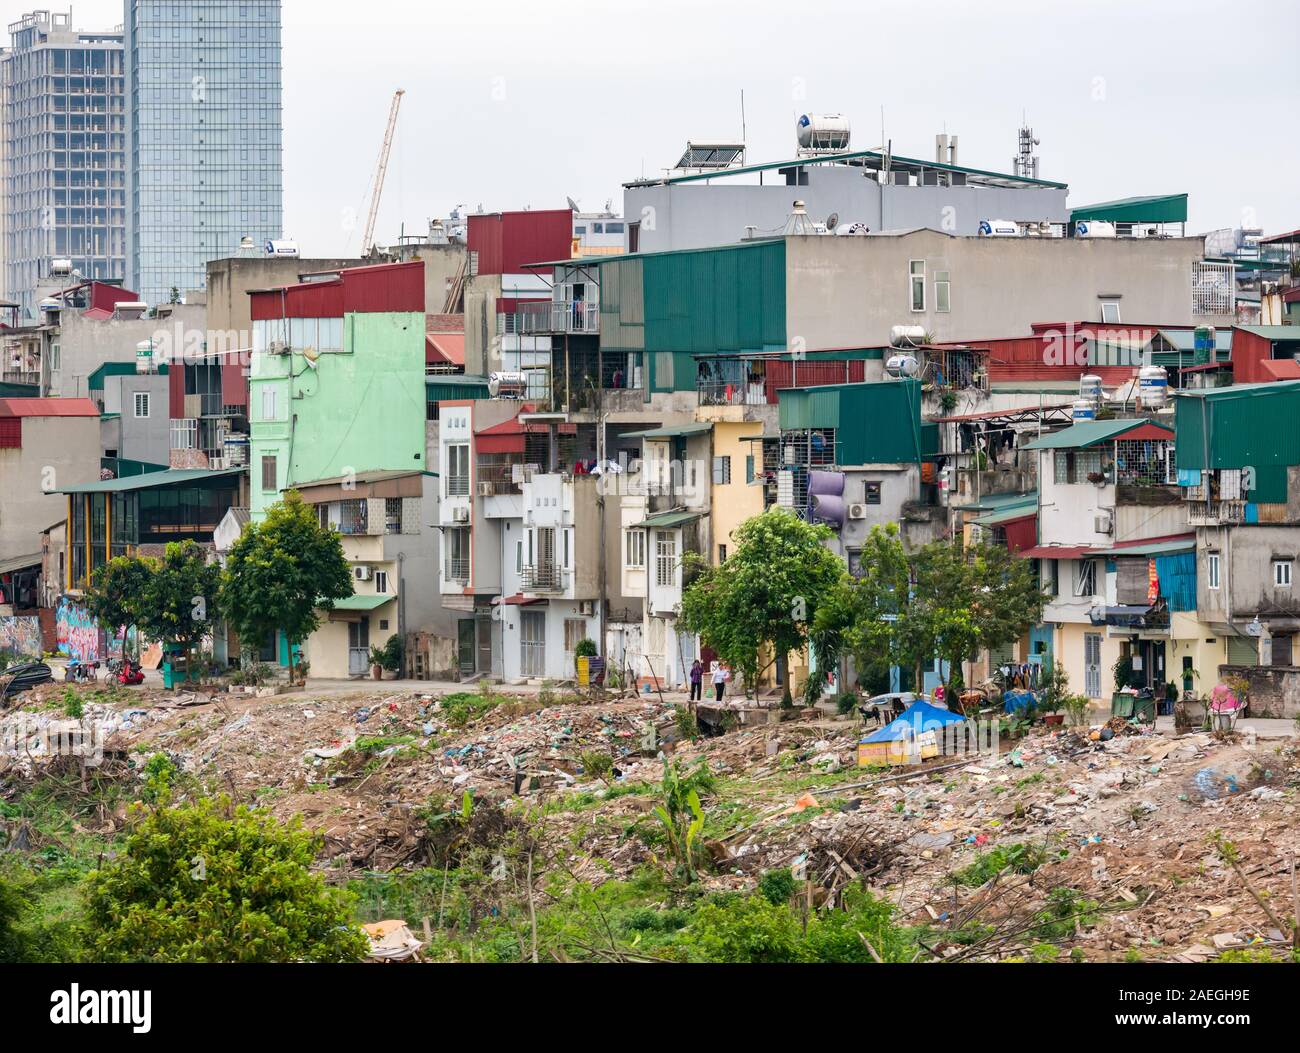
57,0,1300,254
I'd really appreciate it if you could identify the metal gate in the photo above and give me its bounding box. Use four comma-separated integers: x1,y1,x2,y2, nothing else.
348,620,370,677
520,610,546,677
1084,633,1102,698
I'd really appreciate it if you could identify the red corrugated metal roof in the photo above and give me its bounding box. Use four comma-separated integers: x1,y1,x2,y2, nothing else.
0,397,99,417
426,333,465,366
468,209,573,275
1019,532,1194,561
249,260,424,319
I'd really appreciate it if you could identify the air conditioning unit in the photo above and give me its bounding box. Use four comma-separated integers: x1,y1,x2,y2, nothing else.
207,456,226,470
477,481,495,497
579,600,596,617
452,506,470,523
353,565,373,581
267,340,289,355
847,503,868,520
1094,513,1113,535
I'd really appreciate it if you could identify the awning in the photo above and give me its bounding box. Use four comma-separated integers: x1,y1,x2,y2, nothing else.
0,553,41,575
622,423,712,440
637,510,704,530
58,466,245,494
1023,419,1173,450
322,593,393,611
971,503,1037,527
1089,604,1166,629
426,333,465,367
1018,544,1090,560
1069,194,1188,225
494,593,546,606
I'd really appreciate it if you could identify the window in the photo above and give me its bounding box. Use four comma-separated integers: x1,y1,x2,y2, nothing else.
655,530,676,588
132,391,150,418
625,529,646,569
564,618,587,654
712,455,731,485
1207,553,1220,590
50,342,61,371
446,444,469,495
1274,560,1292,588
1100,301,1121,324
745,455,755,484
260,454,276,493
909,260,925,312
1054,449,1104,484
864,481,882,505
1073,559,1096,597
718,544,727,563
516,539,523,573
261,385,276,421
375,571,388,594
934,271,951,313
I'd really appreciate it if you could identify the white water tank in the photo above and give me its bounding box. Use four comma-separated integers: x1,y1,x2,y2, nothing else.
488,371,527,399
1138,365,1168,409
796,113,851,152
978,219,1020,237
135,340,154,373
50,258,73,275
1071,399,1097,421
1075,220,1116,238
885,353,920,378
1079,374,1103,402
890,324,927,347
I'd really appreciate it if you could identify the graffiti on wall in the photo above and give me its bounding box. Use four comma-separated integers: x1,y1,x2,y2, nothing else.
0,615,42,658
55,597,106,664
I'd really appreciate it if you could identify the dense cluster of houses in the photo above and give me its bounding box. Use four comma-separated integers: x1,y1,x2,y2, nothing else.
2,133,1299,715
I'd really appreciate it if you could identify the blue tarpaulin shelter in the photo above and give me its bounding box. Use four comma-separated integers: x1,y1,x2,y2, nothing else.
859,699,967,765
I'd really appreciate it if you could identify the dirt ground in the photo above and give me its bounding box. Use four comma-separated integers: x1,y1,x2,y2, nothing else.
4,678,1298,961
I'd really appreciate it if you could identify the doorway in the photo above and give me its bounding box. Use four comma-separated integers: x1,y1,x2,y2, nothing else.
521,609,546,677
457,620,475,677
347,619,370,677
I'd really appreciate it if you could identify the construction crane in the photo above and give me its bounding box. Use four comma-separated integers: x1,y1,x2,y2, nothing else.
361,88,405,252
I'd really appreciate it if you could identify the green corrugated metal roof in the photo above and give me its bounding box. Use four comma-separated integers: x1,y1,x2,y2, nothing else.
1069,194,1188,224
623,423,712,440
58,466,245,494
1093,539,1195,558
971,496,1038,526
1235,326,1300,341
951,489,1038,512
778,380,934,464
324,593,394,611
1174,380,1300,503
638,510,704,529
88,361,168,391
1023,419,1171,450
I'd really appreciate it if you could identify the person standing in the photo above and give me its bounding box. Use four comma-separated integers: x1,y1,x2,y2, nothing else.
712,662,729,702
689,659,703,702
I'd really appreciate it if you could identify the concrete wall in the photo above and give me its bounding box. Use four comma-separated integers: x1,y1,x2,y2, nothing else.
709,420,766,562
248,309,426,520
51,303,204,399
784,230,1230,350
0,416,100,560
102,373,170,464
205,256,362,346
1197,524,1300,632
625,165,1068,254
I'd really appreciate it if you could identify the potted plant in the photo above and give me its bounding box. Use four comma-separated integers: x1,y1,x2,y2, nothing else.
1038,659,1070,725
1087,470,1107,485
368,644,386,680
1063,694,1091,728
369,635,403,680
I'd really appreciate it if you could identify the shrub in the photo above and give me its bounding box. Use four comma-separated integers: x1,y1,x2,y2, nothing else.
580,750,614,784
83,797,368,962
757,867,797,905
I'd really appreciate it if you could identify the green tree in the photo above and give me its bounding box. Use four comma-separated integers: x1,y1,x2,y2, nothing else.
680,509,847,698
219,491,353,682
84,554,155,658
83,797,368,963
86,540,221,678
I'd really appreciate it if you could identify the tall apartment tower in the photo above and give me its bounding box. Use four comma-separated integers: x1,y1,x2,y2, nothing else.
0,10,126,317
125,0,283,307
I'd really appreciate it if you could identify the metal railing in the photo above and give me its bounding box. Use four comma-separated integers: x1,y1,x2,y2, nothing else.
517,300,600,335
446,558,470,583
521,563,567,592
1,370,39,386
476,459,523,494
1185,500,1247,526
446,474,470,497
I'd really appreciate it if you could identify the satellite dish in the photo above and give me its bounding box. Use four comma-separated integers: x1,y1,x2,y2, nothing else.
566,196,580,212
825,212,839,231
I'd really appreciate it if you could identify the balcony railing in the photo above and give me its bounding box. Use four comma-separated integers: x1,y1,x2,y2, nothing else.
476,459,524,494
446,474,470,497
1186,499,1247,526
2,370,39,386
517,300,600,335
520,563,567,592
446,558,470,583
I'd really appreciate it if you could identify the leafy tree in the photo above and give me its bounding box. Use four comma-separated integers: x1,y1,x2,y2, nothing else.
84,555,155,657
83,797,368,963
219,491,353,682
85,540,221,678
680,509,847,698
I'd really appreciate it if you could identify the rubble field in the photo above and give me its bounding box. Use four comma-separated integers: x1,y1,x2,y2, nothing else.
4,679,1299,961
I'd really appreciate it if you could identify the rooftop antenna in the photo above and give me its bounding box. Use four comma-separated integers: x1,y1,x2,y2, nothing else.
740,89,747,144
1013,118,1040,180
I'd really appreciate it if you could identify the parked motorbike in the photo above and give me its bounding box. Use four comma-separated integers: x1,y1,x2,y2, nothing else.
113,658,145,686
65,658,98,683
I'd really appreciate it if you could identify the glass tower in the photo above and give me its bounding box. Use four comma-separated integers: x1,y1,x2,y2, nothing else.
125,0,282,307
0,11,126,317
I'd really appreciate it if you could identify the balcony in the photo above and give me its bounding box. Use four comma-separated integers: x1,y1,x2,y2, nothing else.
1186,500,1247,526
446,558,470,584
520,563,567,592
476,457,524,495
1,370,39,387
517,300,600,335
